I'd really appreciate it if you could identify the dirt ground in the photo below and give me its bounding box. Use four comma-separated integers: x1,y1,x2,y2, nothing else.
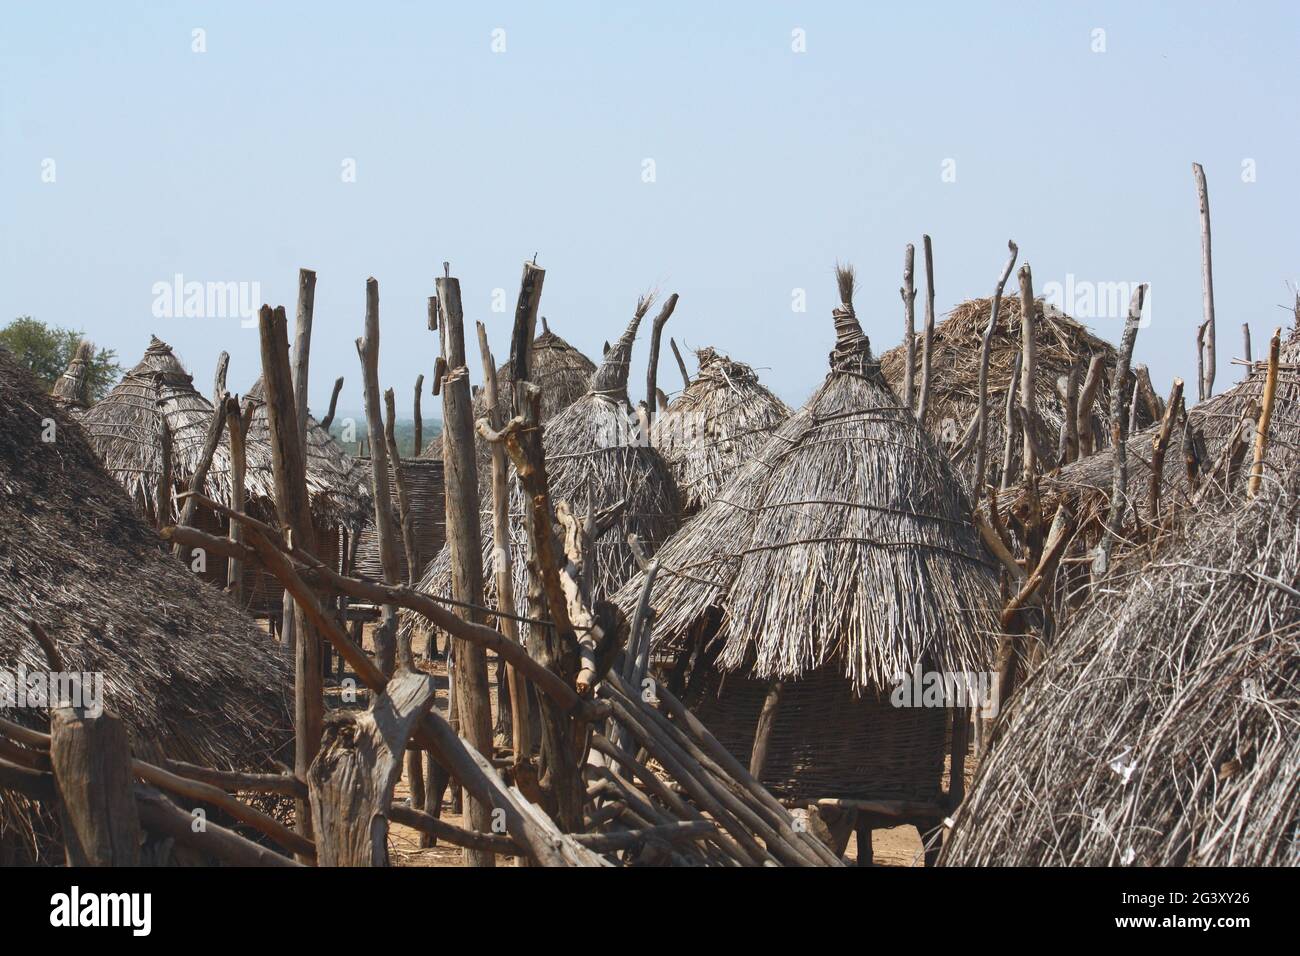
319,622,971,867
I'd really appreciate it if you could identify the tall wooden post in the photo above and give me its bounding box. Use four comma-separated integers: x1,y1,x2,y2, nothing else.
644,293,679,431
900,243,917,412
282,268,317,652
1018,264,1037,485
437,271,496,867
1193,163,1216,400
413,374,425,455
226,395,252,604
356,278,402,677
258,303,323,854
917,235,936,425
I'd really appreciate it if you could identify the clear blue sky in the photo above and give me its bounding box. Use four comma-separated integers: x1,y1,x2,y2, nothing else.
3,1,1296,417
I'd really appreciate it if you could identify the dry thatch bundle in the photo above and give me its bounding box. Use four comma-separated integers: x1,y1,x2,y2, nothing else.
79,337,271,524
880,297,1154,489
611,268,1000,805
50,340,95,411
651,347,791,513
421,318,595,461
352,456,445,583
0,346,293,863
245,376,372,529
998,322,1300,555
409,305,681,641
941,482,1300,867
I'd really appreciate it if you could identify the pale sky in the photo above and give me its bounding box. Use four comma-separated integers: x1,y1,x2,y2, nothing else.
3,1,1297,418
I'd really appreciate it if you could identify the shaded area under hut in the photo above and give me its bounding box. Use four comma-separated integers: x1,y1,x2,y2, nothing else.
613,267,1002,859
0,346,293,864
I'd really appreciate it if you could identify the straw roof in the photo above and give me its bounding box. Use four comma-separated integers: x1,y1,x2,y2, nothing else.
246,377,372,529
78,337,271,524
408,306,681,640
614,269,1001,693
651,348,791,512
879,297,1154,490
49,340,95,411
942,482,1300,867
421,319,595,461
0,346,293,862
996,321,1300,555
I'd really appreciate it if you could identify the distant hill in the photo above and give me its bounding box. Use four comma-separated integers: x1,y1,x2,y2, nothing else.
326,412,441,459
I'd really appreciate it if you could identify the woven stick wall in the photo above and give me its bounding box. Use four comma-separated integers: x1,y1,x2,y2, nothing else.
353,457,446,583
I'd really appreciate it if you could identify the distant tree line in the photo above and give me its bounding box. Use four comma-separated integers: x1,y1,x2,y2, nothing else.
0,316,123,403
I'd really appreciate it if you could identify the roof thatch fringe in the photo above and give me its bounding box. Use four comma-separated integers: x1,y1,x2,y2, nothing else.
421,320,595,460
0,346,293,863
613,266,1001,692
651,348,791,512
246,377,372,528
50,339,95,410
998,322,1300,559
408,301,681,641
942,481,1300,867
879,296,1155,490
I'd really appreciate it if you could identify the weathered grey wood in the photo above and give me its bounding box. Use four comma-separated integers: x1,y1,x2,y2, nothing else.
160,758,306,799
1193,162,1216,399
383,388,419,590
307,668,436,866
173,395,228,564
644,293,679,430
475,322,531,762
508,261,546,384
292,268,317,453
257,303,323,854
212,351,229,405
1093,284,1146,577
355,278,401,677
1076,354,1105,457
973,241,1019,497
1061,363,1080,465
1242,323,1252,364
670,337,691,389
1018,263,1037,485
900,242,917,411
1248,328,1282,500
413,373,425,455
49,708,140,866
436,272,496,866
998,352,1022,491
319,376,344,432
747,680,784,779
916,234,936,425
389,803,517,855
1149,378,1184,521
133,784,300,866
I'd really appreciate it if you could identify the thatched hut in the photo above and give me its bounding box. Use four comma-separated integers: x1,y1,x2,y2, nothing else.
49,340,95,411
410,304,682,640
941,482,1300,867
613,268,1001,843
0,346,293,863
651,347,790,513
78,336,258,526
421,317,595,461
997,321,1300,560
879,297,1156,490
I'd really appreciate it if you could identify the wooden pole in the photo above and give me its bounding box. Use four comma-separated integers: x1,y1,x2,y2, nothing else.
1018,264,1037,485
747,681,785,779
281,268,316,652
257,303,322,856
156,415,172,530
1093,285,1146,577
413,373,425,455
1247,328,1282,499
212,351,229,406
1242,323,1252,365
319,376,344,432
437,271,496,866
383,388,420,588
973,241,1019,497
900,243,917,412
1076,354,1105,457
1193,163,1216,400
476,322,532,765
225,396,253,604
670,337,691,390
355,278,403,677
1061,363,1080,466
49,708,141,866
998,352,1022,491
644,293,680,431
1148,378,1184,522
916,234,936,426
173,397,229,565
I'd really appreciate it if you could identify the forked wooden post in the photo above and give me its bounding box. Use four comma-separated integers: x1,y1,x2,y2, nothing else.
436,270,496,867
644,293,680,431
356,278,402,677
257,302,323,855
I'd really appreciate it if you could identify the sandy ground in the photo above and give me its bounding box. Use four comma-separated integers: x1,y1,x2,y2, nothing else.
317,622,972,867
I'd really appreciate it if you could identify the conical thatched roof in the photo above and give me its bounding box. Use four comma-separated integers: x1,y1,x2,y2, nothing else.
50,339,95,411
408,304,681,640
942,482,1300,867
420,319,595,460
78,337,268,524
879,297,1155,490
614,269,1001,692
245,377,372,529
651,348,791,513
997,322,1300,557
0,346,293,862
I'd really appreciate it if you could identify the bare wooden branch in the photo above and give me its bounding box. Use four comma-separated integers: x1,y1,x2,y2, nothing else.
1193,162,1216,399
973,241,1019,496
212,351,229,406
670,337,691,390
1247,328,1282,499
1094,284,1147,577
383,388,420,588
1148,378,1185,522
917,234,937,425
1076,354,1105,457
319,376,344,432
172,396,228,564
1018,264,1037,485
644,293,680,430
900,243,917,412
225,397,254,602
413,373,425,454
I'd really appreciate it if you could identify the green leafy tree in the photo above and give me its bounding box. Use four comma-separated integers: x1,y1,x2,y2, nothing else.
0,316,123,402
